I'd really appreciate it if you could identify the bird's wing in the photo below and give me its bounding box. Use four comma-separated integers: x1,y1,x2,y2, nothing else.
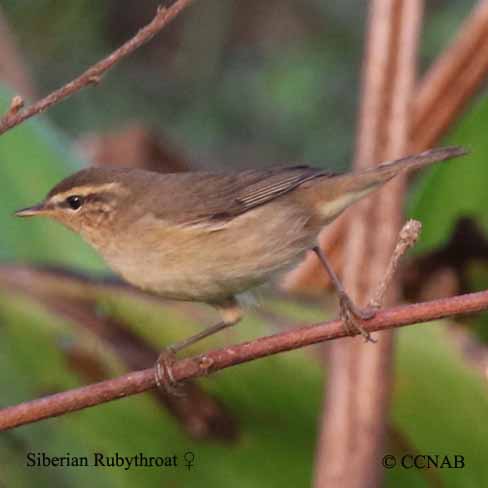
187,166,335,225
218,167,332,218
147,166,335,227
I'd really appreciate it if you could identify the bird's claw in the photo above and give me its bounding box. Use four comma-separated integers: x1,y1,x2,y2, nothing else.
155,347,186,397
339,294,377,343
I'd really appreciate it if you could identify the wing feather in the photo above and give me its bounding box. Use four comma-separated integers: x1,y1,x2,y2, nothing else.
209,166,334,220
147,166,336,227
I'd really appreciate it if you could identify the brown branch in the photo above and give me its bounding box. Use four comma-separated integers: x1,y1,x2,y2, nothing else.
302,6,488,477
0,0,194,136
369,219,422,309
46,299,239,441
413,0,488,152
284,0,488,294
314,1,423,487
0,264,238,440
1,289,488,432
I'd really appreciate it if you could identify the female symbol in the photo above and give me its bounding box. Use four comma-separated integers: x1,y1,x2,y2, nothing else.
184,451,195,471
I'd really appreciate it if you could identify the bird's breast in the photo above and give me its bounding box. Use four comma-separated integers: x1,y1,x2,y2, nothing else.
96,203,316,302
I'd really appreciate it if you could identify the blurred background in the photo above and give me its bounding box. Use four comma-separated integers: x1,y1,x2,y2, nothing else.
1,0,488,486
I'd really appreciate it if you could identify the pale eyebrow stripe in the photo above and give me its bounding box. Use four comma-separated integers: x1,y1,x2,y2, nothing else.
49,182,125,203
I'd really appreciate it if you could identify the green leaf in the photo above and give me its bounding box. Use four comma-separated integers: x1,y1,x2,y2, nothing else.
2,271,488,486
407,96,488,253
1,84,487,487
0,290,324,487
0,86,105,270
389,324,488,487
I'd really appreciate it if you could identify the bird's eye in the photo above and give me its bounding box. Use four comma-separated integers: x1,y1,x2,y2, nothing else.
66,195,84,210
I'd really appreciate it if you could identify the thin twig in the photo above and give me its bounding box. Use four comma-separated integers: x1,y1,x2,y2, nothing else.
369,219,422,309
1,289,488,432
7,95,24,116
0,0,194,136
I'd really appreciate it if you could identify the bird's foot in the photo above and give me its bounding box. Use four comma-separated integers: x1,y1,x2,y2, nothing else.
339,293,377,343
154,347,186,397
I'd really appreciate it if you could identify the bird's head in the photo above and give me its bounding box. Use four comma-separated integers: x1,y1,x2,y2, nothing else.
15,168,134,240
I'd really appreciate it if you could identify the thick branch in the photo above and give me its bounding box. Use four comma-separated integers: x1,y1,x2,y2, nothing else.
413,0,488,151
314,2,423,487
1,289,488,432
0,0,194,135
284,0,488,294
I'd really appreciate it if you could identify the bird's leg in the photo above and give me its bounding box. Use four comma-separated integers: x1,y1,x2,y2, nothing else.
155,298,242,394
312,246,376,342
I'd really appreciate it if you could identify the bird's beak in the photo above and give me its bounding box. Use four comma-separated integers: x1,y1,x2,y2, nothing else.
15,201,48,217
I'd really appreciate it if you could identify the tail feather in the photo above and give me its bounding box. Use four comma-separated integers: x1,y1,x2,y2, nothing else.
314,146,467,221
339,146,467,193
368,146,468,182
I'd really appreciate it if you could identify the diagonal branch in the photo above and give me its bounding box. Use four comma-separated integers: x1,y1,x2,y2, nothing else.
413,0,488,151
0,0,195,135
1,289,488,432
284,0,488,295
45,299,238,441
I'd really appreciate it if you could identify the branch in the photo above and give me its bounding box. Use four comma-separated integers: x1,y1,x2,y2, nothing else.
369,219,422,309
413,0,488,151
314,1,423,486
1,289,488,432
45,299,238,441
284,0,488,294
0,0,194,135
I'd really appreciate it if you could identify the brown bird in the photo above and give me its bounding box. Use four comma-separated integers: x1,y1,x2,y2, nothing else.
16,146,466,385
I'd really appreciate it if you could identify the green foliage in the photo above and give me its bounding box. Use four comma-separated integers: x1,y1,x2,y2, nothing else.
0,292,324,488
1,65,488,486
408,96,488,253
407,95,488,347
2,288,488,487
0,88,105,270
391,326,488,487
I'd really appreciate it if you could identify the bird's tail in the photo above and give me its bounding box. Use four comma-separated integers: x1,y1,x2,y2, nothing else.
313,146,467,222
353,146,467,187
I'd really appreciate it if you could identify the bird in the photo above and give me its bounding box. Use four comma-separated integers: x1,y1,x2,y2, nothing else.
16,146,466,386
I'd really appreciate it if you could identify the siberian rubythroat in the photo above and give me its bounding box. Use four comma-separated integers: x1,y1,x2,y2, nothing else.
16,146,466,367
